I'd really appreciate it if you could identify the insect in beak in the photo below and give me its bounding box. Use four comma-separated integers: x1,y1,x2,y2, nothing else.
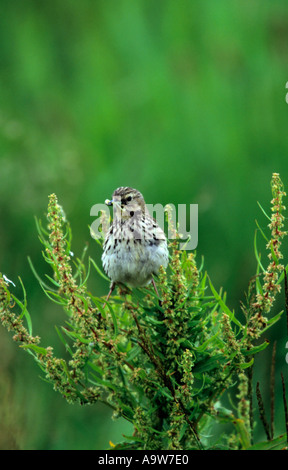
105,198,122,210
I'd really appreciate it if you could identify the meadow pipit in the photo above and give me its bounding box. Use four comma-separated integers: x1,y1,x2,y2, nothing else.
102,187,169,303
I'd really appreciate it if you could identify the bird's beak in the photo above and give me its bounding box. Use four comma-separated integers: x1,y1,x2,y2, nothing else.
105,197,121,209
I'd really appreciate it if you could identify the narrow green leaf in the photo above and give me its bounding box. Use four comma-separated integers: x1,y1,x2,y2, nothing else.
88,294,107,318
8,281,33,337
27,256,53,290
193,354,226,373
269,240,279,265
237,358,254,369
253,229,266,274
60,326,91,344
144,315,164,326
257,201,271,222
194,331,220,352
255,219,269,242
17,277,33,336
39,284,68,306
77,255,91,288
247,433,287,450
55,326,74,355
233,418,251,449
209,277,242,328
34,216,49,238
89,257,110,281
21,344,48,355
241,340,269,356
41,250,58,266
126,344,141,362
89,373,119,392
86,361,104,375
276,263,288,285
44,274,60,288
159,387,174,400
261,311,284,333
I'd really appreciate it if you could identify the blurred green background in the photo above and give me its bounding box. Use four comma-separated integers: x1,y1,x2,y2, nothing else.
1,0,288,449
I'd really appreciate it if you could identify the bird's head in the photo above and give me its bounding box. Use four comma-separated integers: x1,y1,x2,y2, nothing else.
105,187,146,220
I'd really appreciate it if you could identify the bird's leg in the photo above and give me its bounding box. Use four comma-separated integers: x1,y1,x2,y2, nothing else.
151,278,159,297
151,277,163,307
103,281,116,308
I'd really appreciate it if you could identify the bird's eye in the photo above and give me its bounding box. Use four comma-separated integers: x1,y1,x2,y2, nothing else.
126,196,132,202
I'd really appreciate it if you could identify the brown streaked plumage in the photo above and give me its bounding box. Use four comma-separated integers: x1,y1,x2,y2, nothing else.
102,187,169,303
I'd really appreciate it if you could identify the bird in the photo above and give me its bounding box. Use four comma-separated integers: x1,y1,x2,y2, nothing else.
101,187,169,304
